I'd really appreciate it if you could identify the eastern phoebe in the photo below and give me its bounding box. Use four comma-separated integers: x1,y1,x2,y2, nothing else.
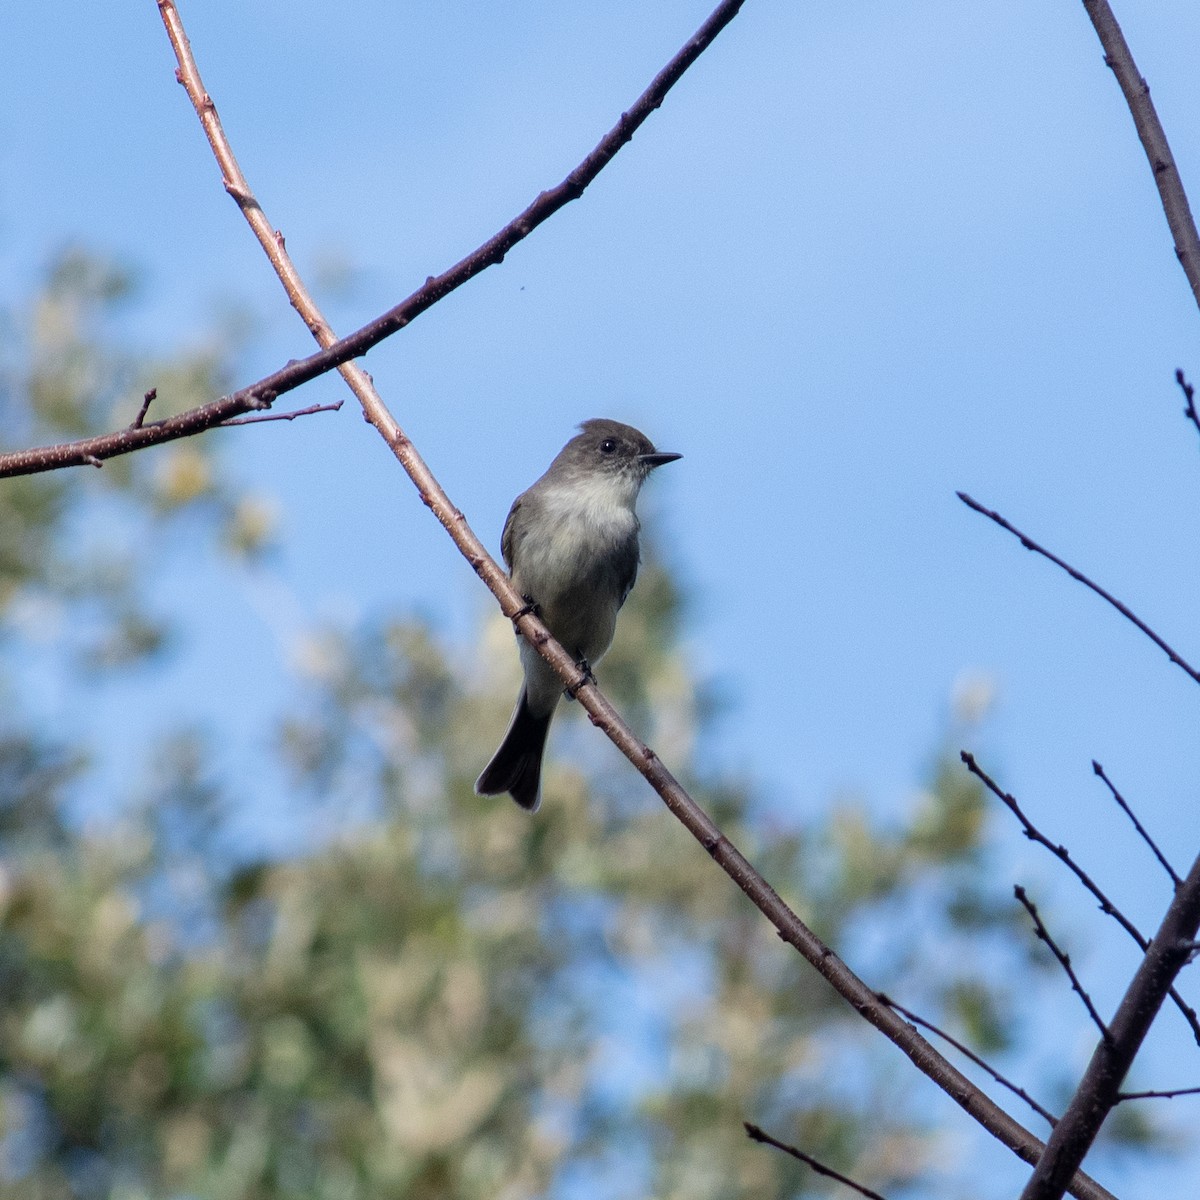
475,419,681,811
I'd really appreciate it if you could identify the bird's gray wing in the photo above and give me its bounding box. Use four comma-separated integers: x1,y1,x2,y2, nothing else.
615,541,640,610
500,495,523,571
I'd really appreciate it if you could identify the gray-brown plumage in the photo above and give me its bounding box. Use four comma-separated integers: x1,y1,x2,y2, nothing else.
475,419,680,811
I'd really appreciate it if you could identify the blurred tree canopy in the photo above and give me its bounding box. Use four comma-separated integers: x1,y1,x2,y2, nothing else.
0,250,1120,1199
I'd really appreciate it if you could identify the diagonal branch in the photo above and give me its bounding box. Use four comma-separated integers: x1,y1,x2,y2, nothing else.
958,492,1200,686
1014,886,1110,1043
1091,760,1180,888
744,1123,888,1200
150,4,1116,1198
1080,1,1200,312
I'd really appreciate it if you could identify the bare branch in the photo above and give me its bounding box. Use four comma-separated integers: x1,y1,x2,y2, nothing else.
1019,849,1200,1199
149,5,1116,1197
5,0,754,479
958,492,1200,687
0,385,277,477
220,400,343,426
963,750,1200,1045
1091,760,1180,888
1081,1,1200,312
879,993,1058,1128
1014,886,1110,1042
744,1123,888,1200
1176,369,1200,445
1117,1085,1200,1102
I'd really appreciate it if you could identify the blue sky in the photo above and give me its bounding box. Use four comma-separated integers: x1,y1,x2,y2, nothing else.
4,1,1200,1194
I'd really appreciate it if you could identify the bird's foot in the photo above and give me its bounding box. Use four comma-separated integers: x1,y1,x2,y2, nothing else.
511,596,541,625
564,658,595,700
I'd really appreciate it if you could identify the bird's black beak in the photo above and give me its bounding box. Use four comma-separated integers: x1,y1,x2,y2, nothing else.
639,451,682,469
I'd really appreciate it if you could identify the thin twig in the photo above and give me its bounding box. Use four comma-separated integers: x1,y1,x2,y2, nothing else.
1117,1085,1200,1102
1014,887,1110,1043
879,993,1057,1128
1081,1,1200,312
220,399,343,426
1018,848,1200,1200
1091,760,1180,888
744,1123,888,1200
1176,370,1200,445
149,7,1115,1198
0,385,274,477
958,492,1200,686
963,751,1200,1045
132,388,156,429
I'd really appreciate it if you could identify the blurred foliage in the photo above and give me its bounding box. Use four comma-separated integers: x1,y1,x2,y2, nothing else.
0,249,1167,1199
0,246,273,666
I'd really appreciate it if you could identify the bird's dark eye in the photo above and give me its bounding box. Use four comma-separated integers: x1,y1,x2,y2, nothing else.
599,439,617,454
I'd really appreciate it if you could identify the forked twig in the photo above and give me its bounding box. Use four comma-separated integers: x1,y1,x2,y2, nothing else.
880,993,1057,1127
963,751,1200,1044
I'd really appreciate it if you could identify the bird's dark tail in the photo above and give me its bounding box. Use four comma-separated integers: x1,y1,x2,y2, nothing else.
475,690,553,812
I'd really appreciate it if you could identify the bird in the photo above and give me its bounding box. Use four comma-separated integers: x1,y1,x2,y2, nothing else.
475,419,681,811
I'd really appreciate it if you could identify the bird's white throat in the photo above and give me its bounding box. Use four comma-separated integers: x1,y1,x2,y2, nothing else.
537,472,641,536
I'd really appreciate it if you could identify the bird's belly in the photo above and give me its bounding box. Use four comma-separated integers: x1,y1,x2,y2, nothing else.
514,515,631,662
